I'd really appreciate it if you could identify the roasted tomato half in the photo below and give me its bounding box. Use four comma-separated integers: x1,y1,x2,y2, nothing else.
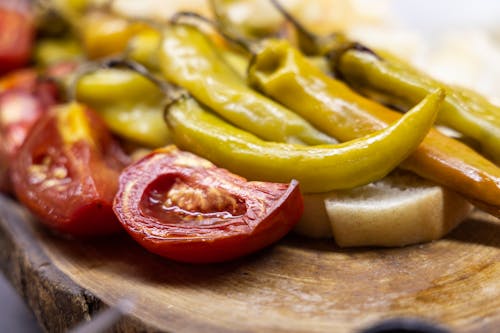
113,146,303,263
11,102,129,236
0,90,45,192
0,1,34,74
0,69,61,192
0,68,37,93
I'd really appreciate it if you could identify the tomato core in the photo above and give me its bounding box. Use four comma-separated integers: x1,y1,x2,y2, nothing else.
141,174,247,227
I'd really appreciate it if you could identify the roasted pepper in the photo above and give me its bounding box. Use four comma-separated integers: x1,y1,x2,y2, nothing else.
127,28,163,70
165,90,442,193
34,38,83,67
268,0,500,165
247,39,500,216
75,68,170,147
335,49,500,164
211,0,285,40
159,23,336,145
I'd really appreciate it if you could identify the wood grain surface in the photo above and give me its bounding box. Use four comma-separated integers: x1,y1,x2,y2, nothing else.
1,193,500,333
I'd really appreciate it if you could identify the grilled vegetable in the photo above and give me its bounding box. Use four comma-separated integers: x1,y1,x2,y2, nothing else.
247,39,500,216
113,145,303,263
165,90,442,193
159,23,336,145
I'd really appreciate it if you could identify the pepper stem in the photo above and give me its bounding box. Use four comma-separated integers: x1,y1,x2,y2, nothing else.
170,11,261,55
269,0,381,76
68,58,184,105
326,42,382,79
270,0,339,55
269,0,317,44
269,0,375,58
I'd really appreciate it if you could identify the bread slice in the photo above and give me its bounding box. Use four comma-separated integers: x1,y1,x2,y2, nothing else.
295,170,473,247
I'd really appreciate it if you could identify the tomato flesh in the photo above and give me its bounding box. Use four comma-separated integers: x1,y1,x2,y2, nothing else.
113,146,304,263
142,174,247,227
0,65,68,192
0,92,50,192
11,103,129,236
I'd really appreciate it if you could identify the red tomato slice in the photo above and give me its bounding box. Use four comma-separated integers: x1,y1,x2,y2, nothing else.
0,68,63,192
11,102,129,236
0,2,34,74
113,145,304,263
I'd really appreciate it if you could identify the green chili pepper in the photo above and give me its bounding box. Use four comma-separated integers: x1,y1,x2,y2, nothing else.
267,0,500,165
159,24,336,145
127,28,163,70
76,68,170,148
165,90,442,193
127,26,250,79
247,39,500,216
220,48,251,79
34,38,83,67
336,49,500,164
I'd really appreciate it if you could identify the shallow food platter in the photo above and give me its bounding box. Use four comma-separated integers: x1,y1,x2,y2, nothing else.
1,193,499,332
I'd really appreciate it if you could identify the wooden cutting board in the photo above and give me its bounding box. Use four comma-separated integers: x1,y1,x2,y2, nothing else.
1,193,500,333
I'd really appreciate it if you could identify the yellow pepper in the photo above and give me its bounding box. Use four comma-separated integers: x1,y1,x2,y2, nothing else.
165,90,443,193
247,39,500,216
159,24,336,145
81,11,151,59
337,49,500,164
76,68,170,148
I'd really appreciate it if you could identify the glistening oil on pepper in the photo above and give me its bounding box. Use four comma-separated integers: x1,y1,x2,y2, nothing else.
268,0,500,165
335,49,500,165
247,39,500,216
159,23,336,146
75,67,171,148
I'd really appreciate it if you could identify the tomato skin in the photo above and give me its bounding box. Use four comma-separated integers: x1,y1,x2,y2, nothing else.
0,90,44,192
0,63,78,192
0,2,34,74
0,72,59,192
10,103,129,236
113,146,304,263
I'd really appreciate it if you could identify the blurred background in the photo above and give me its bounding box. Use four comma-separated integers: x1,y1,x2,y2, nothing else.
109,0,500,102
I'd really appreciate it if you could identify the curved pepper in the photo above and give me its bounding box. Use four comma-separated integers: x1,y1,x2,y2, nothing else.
165,90,442,193
159,24,336,145
267,0,500,164
247,39,500,216
336,49,500,164
76,68,170,147
128,25,251,78
80,11,151,59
